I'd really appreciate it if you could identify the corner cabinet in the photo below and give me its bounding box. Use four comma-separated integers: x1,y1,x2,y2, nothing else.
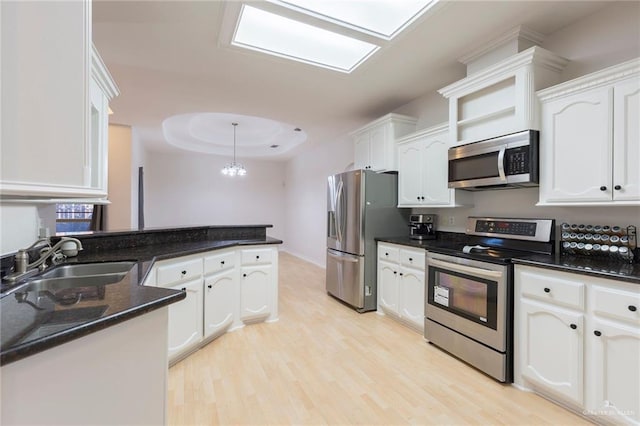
377,242,426,332
439,46,568,147
147,245,279,365
396,123,470,208
537,58,640,206
0,1,119,198
352,114,417,172
515,265,640,425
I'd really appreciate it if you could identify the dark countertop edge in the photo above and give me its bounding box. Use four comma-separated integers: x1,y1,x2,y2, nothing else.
376,236,640,284
512,257,640,285
1,236,283,366
56,224,274,239
0,291,184,366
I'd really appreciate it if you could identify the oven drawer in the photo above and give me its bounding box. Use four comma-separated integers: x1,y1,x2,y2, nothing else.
378,244,400,263
518,268,585,311
400,248,425,269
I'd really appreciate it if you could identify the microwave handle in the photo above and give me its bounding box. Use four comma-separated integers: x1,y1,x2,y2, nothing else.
497,146,506,181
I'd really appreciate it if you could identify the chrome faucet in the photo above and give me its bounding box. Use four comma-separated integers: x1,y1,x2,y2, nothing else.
3,237,83,283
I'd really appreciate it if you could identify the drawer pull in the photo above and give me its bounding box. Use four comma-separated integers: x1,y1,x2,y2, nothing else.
181,287,186,292
243,273,247,278
629,305,637,312
600,186,607,191
570,324,577,330
221,261,225,265
594,330,602,337
409,257,413,262
181,270,187,275
399,272,403,276
614,185,622,190
256,255,260,260
385,252,389,256
393,271,397,275
543,287,550,293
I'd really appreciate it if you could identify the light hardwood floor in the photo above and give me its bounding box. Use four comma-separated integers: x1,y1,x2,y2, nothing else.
168,252,590,425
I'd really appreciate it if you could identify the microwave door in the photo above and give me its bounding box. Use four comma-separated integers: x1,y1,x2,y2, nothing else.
448,149,506,189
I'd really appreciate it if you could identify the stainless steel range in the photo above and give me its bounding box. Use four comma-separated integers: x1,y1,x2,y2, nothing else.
424,217,554,382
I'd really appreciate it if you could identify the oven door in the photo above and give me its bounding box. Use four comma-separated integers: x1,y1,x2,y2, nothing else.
425,253,508,351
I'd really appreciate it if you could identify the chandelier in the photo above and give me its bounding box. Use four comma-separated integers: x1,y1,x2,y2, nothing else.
221,122,247,176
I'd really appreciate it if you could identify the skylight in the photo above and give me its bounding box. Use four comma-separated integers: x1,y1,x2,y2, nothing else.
272,0,435,40
233,5,378,73
231,1,437,73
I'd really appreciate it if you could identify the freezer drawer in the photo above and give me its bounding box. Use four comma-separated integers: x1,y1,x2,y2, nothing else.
326,248,365,309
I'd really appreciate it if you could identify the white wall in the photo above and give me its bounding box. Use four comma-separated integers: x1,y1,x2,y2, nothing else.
144,151,286,241
106,124,133,231
283,134,354,266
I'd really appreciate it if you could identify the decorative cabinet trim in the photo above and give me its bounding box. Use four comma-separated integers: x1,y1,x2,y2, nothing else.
91,44,120,100
439,46,568,98
349,113,418,136
537,57,640,101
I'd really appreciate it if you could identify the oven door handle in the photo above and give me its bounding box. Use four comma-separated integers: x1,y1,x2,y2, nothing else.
429,258,503,279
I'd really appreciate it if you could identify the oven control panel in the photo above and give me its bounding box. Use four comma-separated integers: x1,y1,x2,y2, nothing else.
474,220,537,236
467,217,554,242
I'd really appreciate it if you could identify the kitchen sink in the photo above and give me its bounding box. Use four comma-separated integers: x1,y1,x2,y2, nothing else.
39,261,135,279
15,274,127,294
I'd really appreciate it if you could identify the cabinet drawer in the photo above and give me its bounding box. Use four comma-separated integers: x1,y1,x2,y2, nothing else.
204,250,236,275
519,269,585,310
241,248,273,265
592,285,640,326
156,258,203,287
400,248,425,269
378,244,400,263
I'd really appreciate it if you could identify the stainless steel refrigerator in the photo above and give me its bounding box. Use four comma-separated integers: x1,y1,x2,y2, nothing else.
326,169,409,312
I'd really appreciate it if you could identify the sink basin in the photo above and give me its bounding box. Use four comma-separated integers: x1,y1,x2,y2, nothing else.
40,261,135,279
16,274,127,294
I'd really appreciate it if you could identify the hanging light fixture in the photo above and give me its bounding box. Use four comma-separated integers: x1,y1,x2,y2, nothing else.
221,122,247,176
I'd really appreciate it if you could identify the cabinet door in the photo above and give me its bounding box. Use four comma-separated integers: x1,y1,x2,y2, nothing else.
368,124,391,171
204,269,236,340
378,260,399,315
354,133,370,170
540,87,613,203
588,319,640,425
612,79,640,202
397,139,424,206
167,278,203,362
1,1,90,196
422,132,452,206
240,265,271,323
399,267,425,331
519,299,585,407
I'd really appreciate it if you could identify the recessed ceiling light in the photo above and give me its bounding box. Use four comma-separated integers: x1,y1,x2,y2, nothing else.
271,0,436,40
233,5,378,73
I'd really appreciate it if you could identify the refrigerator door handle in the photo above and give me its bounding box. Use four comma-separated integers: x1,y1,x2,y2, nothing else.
327,249,359,263
335,180,344,243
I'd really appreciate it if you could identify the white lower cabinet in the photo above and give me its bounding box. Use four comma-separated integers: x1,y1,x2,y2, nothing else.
377,242,426,332
148,245,279,364
515,265,640,425
204,268,236,340
166,278,203,362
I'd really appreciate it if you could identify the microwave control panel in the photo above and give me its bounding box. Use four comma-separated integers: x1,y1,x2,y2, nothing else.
505,146,530,175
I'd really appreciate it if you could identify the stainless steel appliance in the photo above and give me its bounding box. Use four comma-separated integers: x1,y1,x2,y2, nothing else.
448,130,539,190
326,170,409,312
409,214,436,240
425,216,554,382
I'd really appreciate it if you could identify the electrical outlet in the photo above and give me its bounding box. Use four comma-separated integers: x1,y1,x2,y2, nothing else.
448,216,455,226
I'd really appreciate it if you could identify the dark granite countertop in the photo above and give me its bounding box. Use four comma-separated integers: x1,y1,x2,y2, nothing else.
376,236,640,284
1,225,282,366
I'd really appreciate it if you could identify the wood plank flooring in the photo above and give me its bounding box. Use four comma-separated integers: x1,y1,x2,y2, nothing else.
168,252,590,425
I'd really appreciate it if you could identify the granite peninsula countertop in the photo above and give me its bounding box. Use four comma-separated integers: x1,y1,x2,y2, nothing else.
376,235,640,285
1,225,282,366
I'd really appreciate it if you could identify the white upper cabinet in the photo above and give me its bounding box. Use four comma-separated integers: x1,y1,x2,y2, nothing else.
439,47,568,147
352,113,417,172
0,0,118,198
396,124,470,208
537,58,640,206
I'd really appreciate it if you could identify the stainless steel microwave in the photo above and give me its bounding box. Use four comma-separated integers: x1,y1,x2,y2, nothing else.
448,130,539,190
